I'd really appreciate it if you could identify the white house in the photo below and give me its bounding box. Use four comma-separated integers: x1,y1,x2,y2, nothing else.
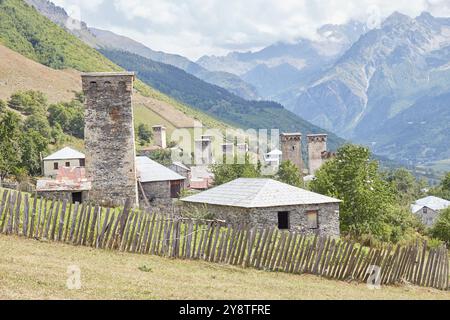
42,147,85,178
411,196,450,227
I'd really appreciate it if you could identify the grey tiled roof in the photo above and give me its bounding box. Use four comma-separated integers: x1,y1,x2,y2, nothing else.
181,178,341,208
411,196,450,212
43,147,85,160
136,157,185,183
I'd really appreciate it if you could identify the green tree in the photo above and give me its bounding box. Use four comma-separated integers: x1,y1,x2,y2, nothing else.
47,100,84,138
441,172,450,193
7,90,47,115
384,168,424,205
0,99,6,113
211,154,261,186
137,123,153,146
24,114,52,138
0,111,23,179
429,172,450,200
310,144,412,243
430,207,450,244
19,129,48,176
277,160,303,188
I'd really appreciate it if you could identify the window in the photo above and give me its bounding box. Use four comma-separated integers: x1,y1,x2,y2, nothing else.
423,207,428,214
79,159,85,167
65,162,70,167
53,162,59,170
307,211,319,229
278,211,290,230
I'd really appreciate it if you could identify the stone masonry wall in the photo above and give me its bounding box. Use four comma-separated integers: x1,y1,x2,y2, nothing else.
183,202,340,237
307,134,327,176
281,133,303,173
82,73,138,207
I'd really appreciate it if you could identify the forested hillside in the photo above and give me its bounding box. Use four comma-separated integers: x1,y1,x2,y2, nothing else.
101,49,345,151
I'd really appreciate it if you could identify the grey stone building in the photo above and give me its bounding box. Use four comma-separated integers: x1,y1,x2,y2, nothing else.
137,156,186,207
307,134,327,176
411,196,450,227
181,178,341,237
82,72,138,207
280,133,303,173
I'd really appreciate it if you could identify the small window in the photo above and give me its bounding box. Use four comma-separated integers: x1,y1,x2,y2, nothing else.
79,159,85,167
423,207,428,214
307,211,319,229
292,146,296,151
53,162,59,170
65,162,70,167
278,211,290,230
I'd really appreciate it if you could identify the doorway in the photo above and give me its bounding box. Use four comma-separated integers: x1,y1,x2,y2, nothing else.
72,192,82,204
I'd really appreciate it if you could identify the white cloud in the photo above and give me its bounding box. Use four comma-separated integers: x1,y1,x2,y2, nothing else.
51,0,450,60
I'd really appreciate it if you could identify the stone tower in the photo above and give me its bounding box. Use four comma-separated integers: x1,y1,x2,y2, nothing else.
82,72,138,207
280,133,303,172
152,125,167,149
195,138,213,165
307,134,328,176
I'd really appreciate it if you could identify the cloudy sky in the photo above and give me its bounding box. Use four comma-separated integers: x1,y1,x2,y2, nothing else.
52,0,450,60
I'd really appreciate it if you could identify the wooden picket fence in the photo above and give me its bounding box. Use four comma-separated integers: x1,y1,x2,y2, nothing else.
0,188,448,291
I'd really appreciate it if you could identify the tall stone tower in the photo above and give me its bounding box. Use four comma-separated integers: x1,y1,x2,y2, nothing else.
152,125,167,149
82,72,138,207
195,138,213,165
307,134,327,175
280,133,303,172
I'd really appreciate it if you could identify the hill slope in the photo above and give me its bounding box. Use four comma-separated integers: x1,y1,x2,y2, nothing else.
100,49,345,151
23,0,260,101
0,0,229,133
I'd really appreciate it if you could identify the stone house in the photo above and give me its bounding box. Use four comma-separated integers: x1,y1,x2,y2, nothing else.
181,178,341,237
36,167,91,203
136,156,186,206
411,196,450,227
42,147,85,178
169,162,191,187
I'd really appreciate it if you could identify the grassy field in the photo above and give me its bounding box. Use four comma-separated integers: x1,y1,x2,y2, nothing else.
0,235,448,300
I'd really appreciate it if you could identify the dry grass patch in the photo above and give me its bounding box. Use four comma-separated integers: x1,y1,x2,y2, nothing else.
0,235,449,300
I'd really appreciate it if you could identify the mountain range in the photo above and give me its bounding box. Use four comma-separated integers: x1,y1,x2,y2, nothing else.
24,0,261,101
11,0,450,165
198,13,450,165
1,0,344,153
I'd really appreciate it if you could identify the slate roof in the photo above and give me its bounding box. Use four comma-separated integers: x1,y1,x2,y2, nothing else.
411,196,450,213
181,178,341,208
43,147,85,161
136,156,185,183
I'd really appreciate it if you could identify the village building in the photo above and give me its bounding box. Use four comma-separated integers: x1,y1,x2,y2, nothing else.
136,156,186,206
181,178,341,236
264,149,282,168
411,196,450,227
190,166,214,190
169,161,191,187
42,147,85,178
36,167,91,203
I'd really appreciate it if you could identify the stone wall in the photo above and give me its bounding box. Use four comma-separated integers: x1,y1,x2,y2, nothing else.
413,207,440,227
182,202,340,237
37,190,89,203
307,134,327,176
82,72,138,207
280,133,303,173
